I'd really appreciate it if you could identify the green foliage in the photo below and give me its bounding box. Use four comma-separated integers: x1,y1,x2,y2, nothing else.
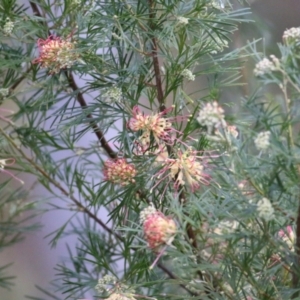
2,0,300,300
0,182,40,290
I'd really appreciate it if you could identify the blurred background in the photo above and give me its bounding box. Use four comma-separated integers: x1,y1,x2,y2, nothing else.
1,0,300,299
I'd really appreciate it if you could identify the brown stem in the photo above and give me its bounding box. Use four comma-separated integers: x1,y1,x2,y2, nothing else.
147,5,203,286
28,2,195,296
29,1,116,160
66,72,117,159
148,0,165,112
29,2,51,36
0,128,122,241
157,262,198,296
9,66,32,92
181,192,206,285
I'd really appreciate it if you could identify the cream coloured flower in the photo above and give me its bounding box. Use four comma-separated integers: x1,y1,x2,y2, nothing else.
254,131,270,151
177,16,189,25
152,149,210,193
257,197,274,221
181,69,195,81
283,27,300,45
253,58,276,77
197,101,226,133
103,158,136,186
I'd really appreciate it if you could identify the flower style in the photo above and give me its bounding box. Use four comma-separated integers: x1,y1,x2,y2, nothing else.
33,35,79,74
278,225,295,251
0,108,15,125
210,35,229,54
152,149,210,193
141,206,177,250
0,158,24,184
206,124,238,145
169,150,209,191
128,106,184,146
197,101,226,134
103,158,136,186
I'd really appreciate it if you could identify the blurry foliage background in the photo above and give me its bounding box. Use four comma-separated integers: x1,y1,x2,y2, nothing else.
1,0,300,299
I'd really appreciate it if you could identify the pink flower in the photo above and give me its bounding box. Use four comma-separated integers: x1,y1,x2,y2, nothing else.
151,149,210,193
33,35,78,74
141,207,176,250
0,108,15,126
103,158,136,186
278,225,295,250
128,106,189,147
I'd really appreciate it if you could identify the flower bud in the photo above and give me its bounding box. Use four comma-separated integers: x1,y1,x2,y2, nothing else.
103,158,136,186
141,208,176,249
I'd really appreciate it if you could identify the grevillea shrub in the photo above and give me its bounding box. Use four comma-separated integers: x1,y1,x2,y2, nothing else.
2,0,300,299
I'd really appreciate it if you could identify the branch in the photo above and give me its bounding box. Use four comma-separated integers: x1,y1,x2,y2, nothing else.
29,1,116,160
148,0,165,112
65,72,117,159
0,128,122,241
9,66,33,92
157,262,198,296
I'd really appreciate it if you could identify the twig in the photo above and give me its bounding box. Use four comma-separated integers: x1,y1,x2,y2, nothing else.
65,72,117,159
29,1,116,160
9,66,32,92
279,73,294,148
27,2,196,296
148,0,165,112
156,262,198,296
0,128,122,241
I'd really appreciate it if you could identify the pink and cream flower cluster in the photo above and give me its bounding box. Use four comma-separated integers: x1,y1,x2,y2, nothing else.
151,149,210,193
33,35,79,74
103,158,136,186
140,206,177,250
127,105,210,193
128,106,176,147
102,104,218,193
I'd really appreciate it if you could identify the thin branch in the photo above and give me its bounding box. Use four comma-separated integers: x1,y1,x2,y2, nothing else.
29,1,116,160
27,2,197,297
157,262,198,296
65,72,117,159
9,66,33,92
148,0,165,112
29,1,50,35
0,128,122,241
2,117,194,297
279,73,294,148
